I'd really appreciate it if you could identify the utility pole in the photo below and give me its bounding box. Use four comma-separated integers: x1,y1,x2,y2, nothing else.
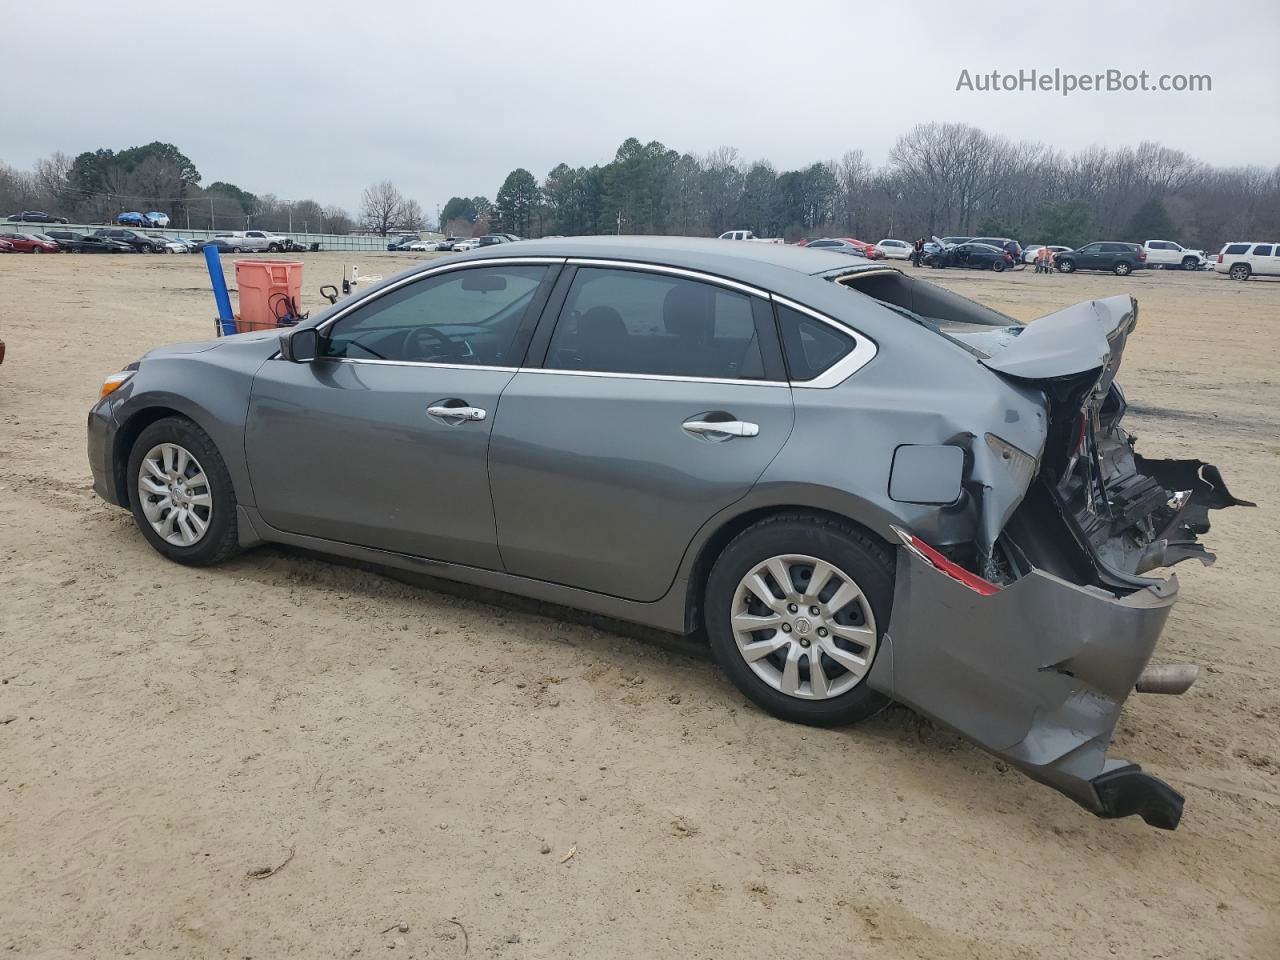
616,211,623,235
209,197,215,231
287,202,293,233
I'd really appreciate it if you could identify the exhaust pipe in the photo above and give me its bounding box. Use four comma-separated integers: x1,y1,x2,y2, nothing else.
1135,663,1199,695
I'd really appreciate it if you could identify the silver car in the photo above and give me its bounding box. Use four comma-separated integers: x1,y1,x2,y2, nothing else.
87,237,1249,828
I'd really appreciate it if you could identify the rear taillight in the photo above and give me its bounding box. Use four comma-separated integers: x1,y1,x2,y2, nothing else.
1217,254,1223,263
1138,252,1146,261
889,526,1002,596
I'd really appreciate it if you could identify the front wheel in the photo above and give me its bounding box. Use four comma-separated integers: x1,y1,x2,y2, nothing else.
705,514,894,727
1182,257,1199,270
992,259,1007,272
268,243,281,253
1058,259,1076,273
126,416,240,566
1114,261,1132,276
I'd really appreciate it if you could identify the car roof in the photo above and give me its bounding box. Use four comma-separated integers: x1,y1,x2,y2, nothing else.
453,235,887,290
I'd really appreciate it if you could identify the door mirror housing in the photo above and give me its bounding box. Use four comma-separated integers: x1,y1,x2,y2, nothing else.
279,326,320,363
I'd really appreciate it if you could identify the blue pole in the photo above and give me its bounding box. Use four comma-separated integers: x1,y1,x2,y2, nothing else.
204,244,236,336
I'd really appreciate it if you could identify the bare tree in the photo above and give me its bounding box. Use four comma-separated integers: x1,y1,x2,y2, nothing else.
360,180,406,235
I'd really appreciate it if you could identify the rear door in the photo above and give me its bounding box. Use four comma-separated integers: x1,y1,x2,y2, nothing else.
488,263,794,601
1251,243,1277,275
245,260,557,568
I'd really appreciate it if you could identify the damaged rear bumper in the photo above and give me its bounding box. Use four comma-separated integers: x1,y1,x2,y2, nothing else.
866,546,1185,829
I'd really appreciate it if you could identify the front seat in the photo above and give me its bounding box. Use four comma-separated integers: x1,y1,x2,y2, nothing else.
662,282,716,376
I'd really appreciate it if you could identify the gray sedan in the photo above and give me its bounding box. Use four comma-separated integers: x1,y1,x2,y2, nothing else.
87,236,1249,828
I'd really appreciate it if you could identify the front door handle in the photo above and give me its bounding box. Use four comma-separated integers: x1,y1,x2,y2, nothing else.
427,404,486,422
682,419,760,438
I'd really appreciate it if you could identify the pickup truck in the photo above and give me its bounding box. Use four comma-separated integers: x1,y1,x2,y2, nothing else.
1142,240,1207,270
718,230,784,244
211,230,290,253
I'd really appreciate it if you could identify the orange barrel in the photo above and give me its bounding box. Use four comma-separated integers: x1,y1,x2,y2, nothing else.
233,260,304,333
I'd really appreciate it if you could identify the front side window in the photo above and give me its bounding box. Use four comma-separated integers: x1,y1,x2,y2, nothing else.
545,268,765,380
776,305,854,382
322,265,547,365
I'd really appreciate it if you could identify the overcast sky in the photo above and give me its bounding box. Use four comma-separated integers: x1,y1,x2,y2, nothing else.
6,1,1278,214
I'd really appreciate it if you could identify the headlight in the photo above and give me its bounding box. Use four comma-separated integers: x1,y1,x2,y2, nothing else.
98,370,135,401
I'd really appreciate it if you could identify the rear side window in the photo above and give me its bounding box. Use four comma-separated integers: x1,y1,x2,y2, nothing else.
776,305,854,382
545,268,766,380
1224,243,1250,255
1253,245,1273,257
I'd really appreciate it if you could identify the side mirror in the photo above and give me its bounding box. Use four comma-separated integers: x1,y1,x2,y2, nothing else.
279,326,320,363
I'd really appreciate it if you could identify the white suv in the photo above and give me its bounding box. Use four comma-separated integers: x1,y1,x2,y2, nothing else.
876,239,912,260
1214,242,1280,280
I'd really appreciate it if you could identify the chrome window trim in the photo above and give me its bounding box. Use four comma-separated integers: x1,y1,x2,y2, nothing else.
563,258,768,298
770,294,878,390
513,367,788,388
314,256,566,335
309,357,519,373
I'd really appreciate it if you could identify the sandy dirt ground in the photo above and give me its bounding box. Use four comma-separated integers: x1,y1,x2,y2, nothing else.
1,250,1278,959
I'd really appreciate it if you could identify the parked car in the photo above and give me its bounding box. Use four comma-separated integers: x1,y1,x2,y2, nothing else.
93,228,166,253
1213,241,1280,280
152,236,194,254
718,230,784,244
1022,244,1072,265
116,212,147,226
6,210,69,224
406,239,439,251
802,238,886,260
1054,242,1147,276
1141,240,1207,271
499,234,523,243
387,235,420,251
144,212,171,228
925,241,1016,271
46,231,134,253
434,237,468,251
968,237,1024,263
0,231,60,253
86,236,1248,829
875,239,912,260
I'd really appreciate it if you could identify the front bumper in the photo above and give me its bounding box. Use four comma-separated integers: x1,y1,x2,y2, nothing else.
867,547,1184,828
87,400,124,507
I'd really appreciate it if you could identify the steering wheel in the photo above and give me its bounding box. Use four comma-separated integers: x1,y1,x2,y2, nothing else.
404,325,462,362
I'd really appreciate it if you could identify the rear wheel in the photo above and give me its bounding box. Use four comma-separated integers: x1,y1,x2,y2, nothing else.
1114,261,1132,276
705,514,894,727
1229,263,1251,281
126,416,240,566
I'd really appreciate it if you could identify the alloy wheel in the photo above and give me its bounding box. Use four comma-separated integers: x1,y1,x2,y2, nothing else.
731,554,877,700
137,442,213,547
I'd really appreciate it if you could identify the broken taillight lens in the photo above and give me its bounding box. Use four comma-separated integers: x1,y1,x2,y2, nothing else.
889,526,1002,596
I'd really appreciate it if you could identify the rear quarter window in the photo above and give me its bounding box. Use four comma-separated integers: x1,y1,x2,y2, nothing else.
776,305,854,382
1224,243,1250,255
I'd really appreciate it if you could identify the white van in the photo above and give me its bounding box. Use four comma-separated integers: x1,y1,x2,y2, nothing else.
1214,242,1280,280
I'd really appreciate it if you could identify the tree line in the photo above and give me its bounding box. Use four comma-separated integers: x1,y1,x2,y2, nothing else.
452,124,1279,249
5,125,1278,247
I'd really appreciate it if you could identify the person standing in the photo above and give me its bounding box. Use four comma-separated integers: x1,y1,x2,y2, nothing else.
911,237,924,268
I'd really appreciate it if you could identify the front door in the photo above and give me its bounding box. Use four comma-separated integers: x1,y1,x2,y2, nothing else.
245,262,555,569
489,265,794,602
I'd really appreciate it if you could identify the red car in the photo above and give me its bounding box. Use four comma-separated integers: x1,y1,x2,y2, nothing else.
0,238,15,253
0,231,59,253
799,237,886,260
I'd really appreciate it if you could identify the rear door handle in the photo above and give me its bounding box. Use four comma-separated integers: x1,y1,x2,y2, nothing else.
682,419,759,438
427,404,486,422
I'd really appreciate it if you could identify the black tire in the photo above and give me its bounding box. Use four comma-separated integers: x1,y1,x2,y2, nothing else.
705,513,895,727
1229,263,1251,281
267,243,281,253
1114,261,1132,276
1181,257,1199,271
1058,259,1076,273
231,246,242,253
125,416,240,566
992,258,1007,272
